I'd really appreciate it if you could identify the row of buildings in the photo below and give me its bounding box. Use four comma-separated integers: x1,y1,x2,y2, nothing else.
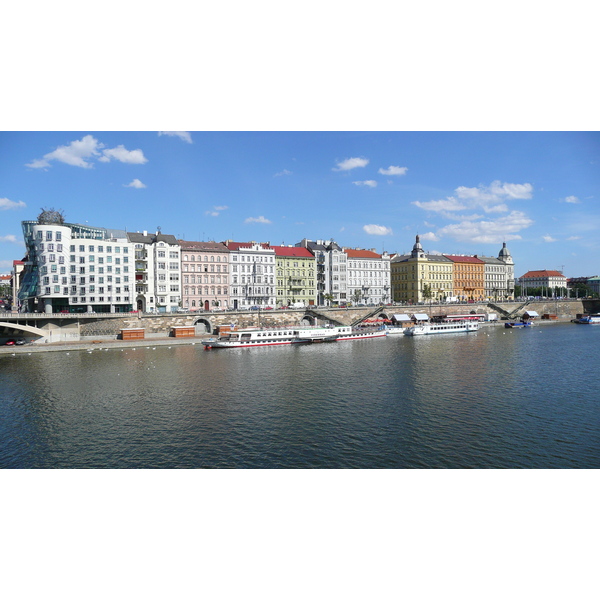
8,212,577,314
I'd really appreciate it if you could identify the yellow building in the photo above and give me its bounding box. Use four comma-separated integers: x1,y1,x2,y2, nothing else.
391,236,454,303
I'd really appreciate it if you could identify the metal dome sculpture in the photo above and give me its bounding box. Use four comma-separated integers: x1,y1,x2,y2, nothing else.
37,208,65,225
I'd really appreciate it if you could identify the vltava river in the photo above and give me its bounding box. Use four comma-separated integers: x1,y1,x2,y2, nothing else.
1,323,599,468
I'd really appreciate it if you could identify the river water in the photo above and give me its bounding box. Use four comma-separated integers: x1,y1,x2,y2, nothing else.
1,323,599,468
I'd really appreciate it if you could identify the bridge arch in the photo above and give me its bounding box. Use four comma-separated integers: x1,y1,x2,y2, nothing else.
193,317,213,334
0,322,46,339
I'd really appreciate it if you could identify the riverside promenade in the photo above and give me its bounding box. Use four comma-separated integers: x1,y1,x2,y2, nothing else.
2,298,596,351
0,315,576,355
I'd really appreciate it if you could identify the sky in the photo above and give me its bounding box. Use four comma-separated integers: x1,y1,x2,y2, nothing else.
1,131,599,278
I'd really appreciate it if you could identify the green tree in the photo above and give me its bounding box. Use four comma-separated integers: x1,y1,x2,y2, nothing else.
422,284,433,302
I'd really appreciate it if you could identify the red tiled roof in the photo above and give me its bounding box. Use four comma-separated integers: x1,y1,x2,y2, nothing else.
444,255,484,264
520,270,565,278
271,246,314,258
344,248,381,259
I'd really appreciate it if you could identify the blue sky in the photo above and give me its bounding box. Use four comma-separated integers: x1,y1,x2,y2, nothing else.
1,131,599,278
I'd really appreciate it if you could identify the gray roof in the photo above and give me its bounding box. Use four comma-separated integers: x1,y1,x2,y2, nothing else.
478,256,504,265
127,232,179,245
178,240,229,252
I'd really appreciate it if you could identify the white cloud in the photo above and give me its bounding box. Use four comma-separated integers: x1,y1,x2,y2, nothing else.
353,180,377,188
413,198,467,212
274,169,292,177
543,234,557,242
0,197,26,210
564,195,581,204
436,210,533,244
420,232,440,242
378,165,408,176
413,180,534,242
206,205,228,217
100,145,148,164
26,135,148,169
158,131,193,143
124,179,146,189
0,234,22,244
456,181,533,202
333,157,369,171
567,235,581,240
245,216,272,224
363,224,392,236
26,134,102,169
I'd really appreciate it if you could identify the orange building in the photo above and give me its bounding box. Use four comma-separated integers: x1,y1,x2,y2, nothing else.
444,255,485,301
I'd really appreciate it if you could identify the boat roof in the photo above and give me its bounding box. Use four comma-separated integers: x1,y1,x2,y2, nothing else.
413,313,429,320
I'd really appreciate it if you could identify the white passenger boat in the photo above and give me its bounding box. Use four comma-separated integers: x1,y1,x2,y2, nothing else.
333,325,388,341
383,325,407,335
202,326,338,349
404,320,480,336
202,324,387,348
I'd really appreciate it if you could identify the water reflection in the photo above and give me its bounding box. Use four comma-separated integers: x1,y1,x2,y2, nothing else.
1,324,599,468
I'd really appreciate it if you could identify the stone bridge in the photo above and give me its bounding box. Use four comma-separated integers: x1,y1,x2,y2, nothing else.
0,299,591,343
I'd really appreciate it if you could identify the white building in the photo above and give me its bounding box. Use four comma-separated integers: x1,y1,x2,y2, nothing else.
128,231,181,313
296,239,348,305
518,269,567,296
344,247,391,304
19,215,135,313
224,241,276,309
477,243,515,300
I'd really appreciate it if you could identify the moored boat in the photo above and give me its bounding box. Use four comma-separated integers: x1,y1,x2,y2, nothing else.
202,323,389,349
383,325,407,335
404,320,479,336
334,325,388,341
504,321,532,328
574,315,600,324
202,326,336,349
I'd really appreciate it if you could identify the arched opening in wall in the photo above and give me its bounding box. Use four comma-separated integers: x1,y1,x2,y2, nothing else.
301,315,314,326
136,297,145,312
194,318,212,334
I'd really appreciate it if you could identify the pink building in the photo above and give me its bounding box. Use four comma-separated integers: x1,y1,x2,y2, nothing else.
179,241,230,311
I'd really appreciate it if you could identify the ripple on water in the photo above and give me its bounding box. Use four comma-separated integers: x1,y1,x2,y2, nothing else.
1,324,599,468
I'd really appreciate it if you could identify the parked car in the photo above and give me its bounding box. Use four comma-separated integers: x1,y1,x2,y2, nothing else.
3,339,16,346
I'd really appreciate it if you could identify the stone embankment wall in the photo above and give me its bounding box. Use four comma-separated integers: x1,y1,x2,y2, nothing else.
2,300,592,343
